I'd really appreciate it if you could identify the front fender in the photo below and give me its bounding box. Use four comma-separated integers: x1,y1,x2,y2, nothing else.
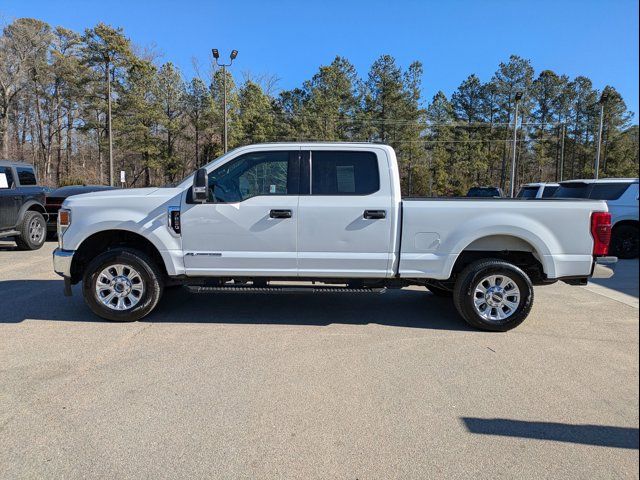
61,197,185,276
17,199,47,223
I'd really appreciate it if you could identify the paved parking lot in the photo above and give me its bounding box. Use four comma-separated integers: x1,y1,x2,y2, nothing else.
1,241,638,479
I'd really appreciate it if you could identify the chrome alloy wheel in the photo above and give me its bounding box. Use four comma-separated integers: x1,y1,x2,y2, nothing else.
473,274,521,322
95,264,145,311
29,217,44,244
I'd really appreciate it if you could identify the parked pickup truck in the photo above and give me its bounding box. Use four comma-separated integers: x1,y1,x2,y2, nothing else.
53,143,616,331
0,160,48,250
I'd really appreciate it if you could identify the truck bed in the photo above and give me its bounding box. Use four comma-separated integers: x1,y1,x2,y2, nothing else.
398,197,607,280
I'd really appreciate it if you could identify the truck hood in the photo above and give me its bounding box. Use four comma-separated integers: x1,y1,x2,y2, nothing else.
62,187,182,206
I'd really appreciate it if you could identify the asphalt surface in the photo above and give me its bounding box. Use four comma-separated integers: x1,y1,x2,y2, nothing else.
1,241,638,479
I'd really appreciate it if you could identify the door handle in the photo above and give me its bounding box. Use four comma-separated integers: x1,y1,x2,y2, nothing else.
270,209,292,219
363,210,386,220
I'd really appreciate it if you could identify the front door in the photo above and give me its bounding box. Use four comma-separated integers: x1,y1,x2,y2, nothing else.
297,149,394,278
181,149,300,277
0,166,20,230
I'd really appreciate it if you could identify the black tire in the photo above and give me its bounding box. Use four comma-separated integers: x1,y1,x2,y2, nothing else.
610,224,639,259
453,259,534,332
14,211,46,250
82,248,164,322
426,284,453,297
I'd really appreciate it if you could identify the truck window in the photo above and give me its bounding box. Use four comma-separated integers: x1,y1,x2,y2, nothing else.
0,167,14,188
588,183,631,200
541,186,558,198
517,187,539,198
553,183,590,198
16,166,37,186
467,187,503,197
311,151,379,195
208,151,293,203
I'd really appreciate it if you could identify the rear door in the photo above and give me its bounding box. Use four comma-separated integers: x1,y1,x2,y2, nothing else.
297,148,394,278
0,166,20,230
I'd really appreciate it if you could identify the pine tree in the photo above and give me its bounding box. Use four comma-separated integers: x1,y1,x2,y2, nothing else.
114,60,161,186
301,56,361,141
490,55,534,190
82,23,134,183
156,62,186,182
184,77,214,168
235,80,275,145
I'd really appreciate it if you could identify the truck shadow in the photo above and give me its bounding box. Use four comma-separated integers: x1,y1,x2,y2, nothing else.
0,238,58,251
0,280,472,331
588,259,639,299
461,417,639,450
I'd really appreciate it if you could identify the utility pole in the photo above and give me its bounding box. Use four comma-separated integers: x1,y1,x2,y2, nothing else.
106,58,114,186
509,91,523,197
559,123,566,181
212,49,238,153
594,91,608,179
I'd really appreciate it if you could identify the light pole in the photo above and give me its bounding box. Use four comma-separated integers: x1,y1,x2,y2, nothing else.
509,91,523,197
594,90,608,179
105,56,114,187
559,122,566,181
212,48,238,153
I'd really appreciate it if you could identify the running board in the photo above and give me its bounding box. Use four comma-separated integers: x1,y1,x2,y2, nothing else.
186,285,387,294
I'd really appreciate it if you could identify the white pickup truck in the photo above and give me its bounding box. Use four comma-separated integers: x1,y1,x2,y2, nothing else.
53,143,616,331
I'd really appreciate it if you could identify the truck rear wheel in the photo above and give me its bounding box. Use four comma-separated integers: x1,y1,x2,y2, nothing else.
15,211,46,250
453,259,534,332
82,248,164,322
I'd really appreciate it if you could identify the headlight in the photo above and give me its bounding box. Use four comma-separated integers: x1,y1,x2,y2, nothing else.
57,208,71,247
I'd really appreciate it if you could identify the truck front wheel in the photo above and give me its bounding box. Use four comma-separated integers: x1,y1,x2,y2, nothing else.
82,248,164,321
453,259,534,332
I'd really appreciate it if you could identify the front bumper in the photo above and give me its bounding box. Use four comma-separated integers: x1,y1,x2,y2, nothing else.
592,256,617,279
53,248,74,277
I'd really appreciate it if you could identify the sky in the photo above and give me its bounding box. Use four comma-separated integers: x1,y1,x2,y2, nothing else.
2,0,638,121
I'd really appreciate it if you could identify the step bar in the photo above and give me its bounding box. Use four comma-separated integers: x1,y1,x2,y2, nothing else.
186,285,387,294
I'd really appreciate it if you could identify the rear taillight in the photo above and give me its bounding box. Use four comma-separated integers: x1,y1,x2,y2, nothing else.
591,212,611,256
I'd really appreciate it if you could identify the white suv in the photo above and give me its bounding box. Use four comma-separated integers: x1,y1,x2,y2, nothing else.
553,178,639,258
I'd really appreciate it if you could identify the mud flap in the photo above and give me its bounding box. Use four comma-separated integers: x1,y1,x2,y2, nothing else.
64,276,72,296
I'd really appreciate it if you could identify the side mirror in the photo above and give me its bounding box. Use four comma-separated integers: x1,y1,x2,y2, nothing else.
192,168,208,203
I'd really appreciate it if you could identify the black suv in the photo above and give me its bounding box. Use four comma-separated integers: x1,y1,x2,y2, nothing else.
0,161,48,250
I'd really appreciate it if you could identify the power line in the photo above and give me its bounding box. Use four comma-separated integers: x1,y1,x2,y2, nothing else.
264,111,562,127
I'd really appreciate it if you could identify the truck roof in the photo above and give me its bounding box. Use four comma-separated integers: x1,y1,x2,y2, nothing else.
559,178,639,184
227,141,396,149
522,182,560,187
0,160,35,168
